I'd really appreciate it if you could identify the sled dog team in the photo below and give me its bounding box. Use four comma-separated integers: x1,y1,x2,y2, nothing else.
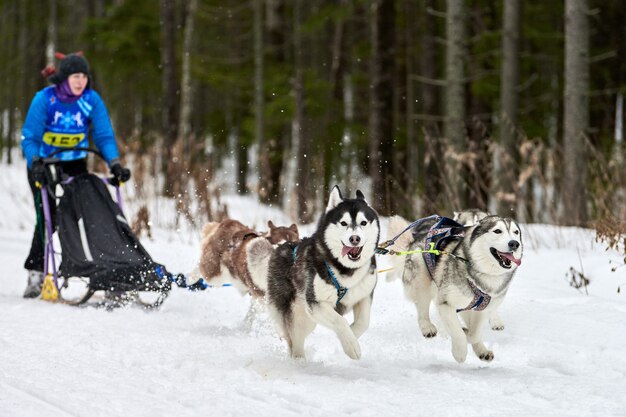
196,186,523,364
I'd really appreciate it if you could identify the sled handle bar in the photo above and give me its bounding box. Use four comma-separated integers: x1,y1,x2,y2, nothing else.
39,147,122,188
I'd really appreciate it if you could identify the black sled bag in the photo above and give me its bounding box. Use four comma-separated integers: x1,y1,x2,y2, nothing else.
55,173,169,292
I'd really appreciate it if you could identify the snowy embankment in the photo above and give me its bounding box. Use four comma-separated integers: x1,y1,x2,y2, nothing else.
0,158,624,417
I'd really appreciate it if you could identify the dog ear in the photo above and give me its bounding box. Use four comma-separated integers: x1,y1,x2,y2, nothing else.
267,220,275,229
289,223,298,232
355,189,368,204
326,185,343,212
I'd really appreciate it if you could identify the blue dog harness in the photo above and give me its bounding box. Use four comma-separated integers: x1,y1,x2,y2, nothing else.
324,262,348,305
292,245,347,306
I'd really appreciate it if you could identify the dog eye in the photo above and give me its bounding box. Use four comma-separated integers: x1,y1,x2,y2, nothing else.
514,230,519,235
340,221,348,227
360,220,367,226
493,229,502,234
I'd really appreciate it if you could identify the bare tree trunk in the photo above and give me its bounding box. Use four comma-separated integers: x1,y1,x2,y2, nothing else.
329,5,345,107
160,0,178,196
615,93,623,166
13,0,29,165
496,0,521,217
46,0,57,66
466,5,494,211
292,0,312,223
169,0,198,227
443,0,467,210
614,93,625,221
178,0,197,158
260,0,287,205
563,0,589,226
0,5,7,159
368,0,396,216
219,3,244,196
339,0,356,197
86,0,105,95
5,97,12,164
420,0,442,216
0,3,7,160
317,0,352,206
391,0,410,217
540,72,561,224
253,0,268,201
405,0,416,205
0,110,3,161
341,72,355,191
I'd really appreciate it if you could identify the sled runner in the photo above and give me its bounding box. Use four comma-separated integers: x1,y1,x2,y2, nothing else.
37,148,205,309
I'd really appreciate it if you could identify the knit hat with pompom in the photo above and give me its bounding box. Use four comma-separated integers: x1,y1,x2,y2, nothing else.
42,52,90,85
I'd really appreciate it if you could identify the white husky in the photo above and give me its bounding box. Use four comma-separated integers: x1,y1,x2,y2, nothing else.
386,214,523,363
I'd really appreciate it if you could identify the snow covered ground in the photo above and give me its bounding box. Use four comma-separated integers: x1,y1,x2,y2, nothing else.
1,157,625,417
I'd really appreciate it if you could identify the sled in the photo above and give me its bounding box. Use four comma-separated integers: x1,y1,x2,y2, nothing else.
37,147,204,309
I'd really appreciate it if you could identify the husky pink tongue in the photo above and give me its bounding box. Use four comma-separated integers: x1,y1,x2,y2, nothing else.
342,245,357,257
500,251,522,266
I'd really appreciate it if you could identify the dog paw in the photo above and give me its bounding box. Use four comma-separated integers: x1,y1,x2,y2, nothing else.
472,342,494,361
341,336,362,360
489,314,505,331
350,323,367,339
289,348,306,359
451,343,467,363
419,322,438,338
422,329,437,338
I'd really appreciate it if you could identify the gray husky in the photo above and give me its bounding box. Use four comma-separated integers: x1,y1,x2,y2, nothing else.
452,209,489,228
263,186,380,360
387,214,522,363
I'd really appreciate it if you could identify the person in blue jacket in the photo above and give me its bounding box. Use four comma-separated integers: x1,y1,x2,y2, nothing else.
21,52,131,298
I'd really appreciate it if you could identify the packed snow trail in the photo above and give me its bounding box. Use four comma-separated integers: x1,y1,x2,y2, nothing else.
1,160,625,417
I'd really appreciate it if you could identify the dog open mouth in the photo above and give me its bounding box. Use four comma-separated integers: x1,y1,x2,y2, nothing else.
490,248,522,269
342,245,363,261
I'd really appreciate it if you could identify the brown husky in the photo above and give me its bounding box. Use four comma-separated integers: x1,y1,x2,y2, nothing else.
197,219,299,298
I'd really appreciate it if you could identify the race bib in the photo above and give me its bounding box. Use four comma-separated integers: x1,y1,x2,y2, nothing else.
43,132,85,147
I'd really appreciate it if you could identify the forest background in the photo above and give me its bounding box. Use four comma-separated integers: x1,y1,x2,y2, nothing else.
0,0,624,235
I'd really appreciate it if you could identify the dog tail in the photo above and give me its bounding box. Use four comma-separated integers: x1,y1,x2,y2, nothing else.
387,215,414,251
384,215,413,282
246,237,274,292
196,221,222,282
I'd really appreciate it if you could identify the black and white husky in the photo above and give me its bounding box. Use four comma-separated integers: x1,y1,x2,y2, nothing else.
387,214,523,363
263,186,380,360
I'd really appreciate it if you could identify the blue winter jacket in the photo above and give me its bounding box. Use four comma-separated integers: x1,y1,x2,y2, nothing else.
21,86,120,168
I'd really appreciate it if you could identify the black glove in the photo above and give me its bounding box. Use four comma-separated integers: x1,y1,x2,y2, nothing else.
31,158,47,185
110,162,131,183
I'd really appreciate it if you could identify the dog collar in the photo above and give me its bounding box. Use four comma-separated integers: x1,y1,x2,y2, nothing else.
242,232,260,241
457,280,491,313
